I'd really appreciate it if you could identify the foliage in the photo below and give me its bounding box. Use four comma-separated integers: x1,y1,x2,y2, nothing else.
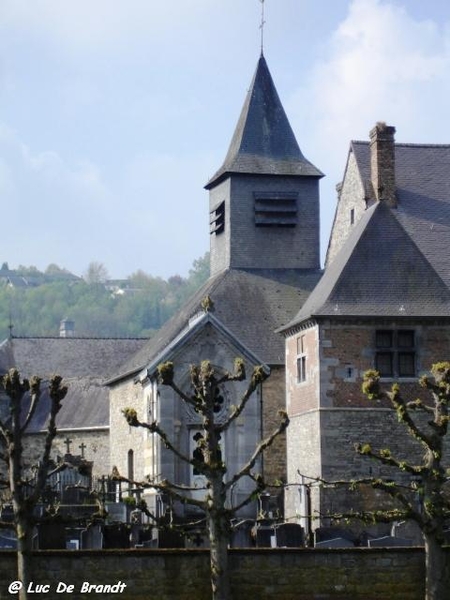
83,261,110,284
306,365,450,600
0,253,210,339
356,365,450,600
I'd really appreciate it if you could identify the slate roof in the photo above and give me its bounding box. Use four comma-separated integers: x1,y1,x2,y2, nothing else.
206,55,323,189
108,267,322,384
352,141,450,288
0,337,147,431
140,311,271,380
283,142,450,329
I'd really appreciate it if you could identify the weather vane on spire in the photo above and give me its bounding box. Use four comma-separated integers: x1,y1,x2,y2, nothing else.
259,0,266,56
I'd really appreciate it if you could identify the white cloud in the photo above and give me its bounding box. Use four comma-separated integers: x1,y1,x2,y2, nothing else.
0,0,229,61
2,0,448,275
286,0,450,258
295,0,450,151
0,124,114,269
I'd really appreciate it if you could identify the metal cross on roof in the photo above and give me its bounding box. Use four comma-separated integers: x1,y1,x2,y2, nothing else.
259,0,266,56
64,436,73,454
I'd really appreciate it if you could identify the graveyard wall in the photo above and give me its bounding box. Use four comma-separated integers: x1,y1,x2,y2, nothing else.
1,546,447,600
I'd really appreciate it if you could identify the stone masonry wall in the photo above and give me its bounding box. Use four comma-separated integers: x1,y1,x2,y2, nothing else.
22,429,109,481
261,366,286,486
326,151,366,268
318,320,449,524
319,319,450,408
286,324,319,416
1,547,445,600
109,378,147,485
285,319,450,527
284,410,321,524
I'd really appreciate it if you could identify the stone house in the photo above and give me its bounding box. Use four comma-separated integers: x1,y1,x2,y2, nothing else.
106,53,323,519
281,123,450,531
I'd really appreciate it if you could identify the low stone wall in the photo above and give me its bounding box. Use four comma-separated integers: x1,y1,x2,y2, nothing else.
0,546,445,600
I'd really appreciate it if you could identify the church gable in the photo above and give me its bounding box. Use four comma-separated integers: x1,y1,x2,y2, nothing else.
325,149,368,267
110,312,269,518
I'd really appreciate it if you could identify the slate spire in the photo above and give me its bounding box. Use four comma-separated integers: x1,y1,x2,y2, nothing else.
206,55,322,189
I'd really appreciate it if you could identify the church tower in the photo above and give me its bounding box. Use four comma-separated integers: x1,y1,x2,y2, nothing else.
206,55,323,276
108,52,326,505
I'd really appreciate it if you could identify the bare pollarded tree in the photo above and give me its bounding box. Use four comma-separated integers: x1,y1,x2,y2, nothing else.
0,369,67,600
299,363,450,600
119,358,289,600
356,363,450,600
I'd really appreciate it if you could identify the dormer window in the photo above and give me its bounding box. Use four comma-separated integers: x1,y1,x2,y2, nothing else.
254,192,298,227
210,201,225,235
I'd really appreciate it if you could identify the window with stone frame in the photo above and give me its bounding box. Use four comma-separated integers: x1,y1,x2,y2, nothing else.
296,334,307,383
375,329,415,378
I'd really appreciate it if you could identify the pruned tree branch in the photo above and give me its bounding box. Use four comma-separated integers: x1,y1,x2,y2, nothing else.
219,365,269,433
29,376,67,505
122,409,200,472
19,376,42,435
354,442,424,476
225,410,289,491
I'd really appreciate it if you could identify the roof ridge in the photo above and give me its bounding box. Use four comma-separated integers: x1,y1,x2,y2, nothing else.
352,139,450,149
10,336,148,341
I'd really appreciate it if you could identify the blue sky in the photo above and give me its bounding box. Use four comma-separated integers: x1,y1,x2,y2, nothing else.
1,0,449,279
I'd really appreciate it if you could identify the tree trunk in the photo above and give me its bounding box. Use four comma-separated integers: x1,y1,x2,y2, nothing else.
16,516,33,600
208,509,231,600
208,472,231,600
424,532,448,600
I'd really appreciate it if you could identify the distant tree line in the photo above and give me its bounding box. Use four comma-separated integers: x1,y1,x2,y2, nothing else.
0,254,209,339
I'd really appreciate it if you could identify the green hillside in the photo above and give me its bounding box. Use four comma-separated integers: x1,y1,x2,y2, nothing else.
0,254,209,339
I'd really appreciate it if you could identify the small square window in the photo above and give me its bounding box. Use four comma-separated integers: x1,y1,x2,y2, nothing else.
374,329,416,378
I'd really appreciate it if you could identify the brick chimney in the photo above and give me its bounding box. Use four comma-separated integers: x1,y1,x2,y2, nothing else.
369,122,397,207
60,318,75,338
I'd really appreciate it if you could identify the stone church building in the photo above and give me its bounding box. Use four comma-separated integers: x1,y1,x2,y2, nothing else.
105,53,323,518
1,53,449,533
